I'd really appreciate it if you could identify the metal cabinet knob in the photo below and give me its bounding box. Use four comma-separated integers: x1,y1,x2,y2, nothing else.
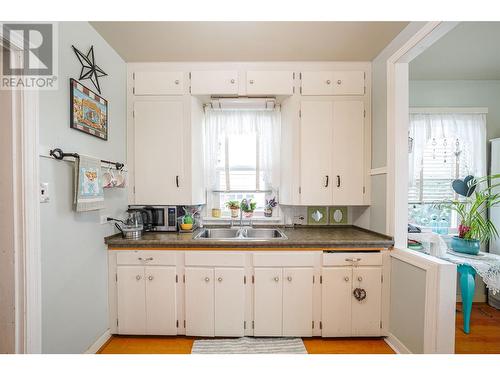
230,79,235,84
273,277,279,282
337,79,342,85
344,276,350,282
249,79,254,84
174,79,180,85
357,276,363,282
136,275,142,281
217,277,223,282
148,275,154,281
205,277,210,282
287,276,292,282
326,80,331,85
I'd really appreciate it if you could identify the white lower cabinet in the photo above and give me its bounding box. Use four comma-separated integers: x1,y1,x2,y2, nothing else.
254,267,313,337
185,267,245,337
117,266,177,335
322,265,382,337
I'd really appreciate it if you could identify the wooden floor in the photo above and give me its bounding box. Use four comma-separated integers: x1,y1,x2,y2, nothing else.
98,303,500,354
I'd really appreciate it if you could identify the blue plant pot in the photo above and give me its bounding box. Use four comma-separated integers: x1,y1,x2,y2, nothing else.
451,236,480,255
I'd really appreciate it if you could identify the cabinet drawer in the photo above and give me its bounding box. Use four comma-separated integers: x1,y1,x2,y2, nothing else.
190,71,238,95
322,252,382,266
253,252,317,267
185,252,246,267
116,251,177,266
134,71,184,95
246,71,294,96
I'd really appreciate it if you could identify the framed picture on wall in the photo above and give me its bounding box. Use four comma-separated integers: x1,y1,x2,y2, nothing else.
70,78,108,140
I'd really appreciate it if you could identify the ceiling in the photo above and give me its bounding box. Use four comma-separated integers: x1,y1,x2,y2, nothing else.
90,22,408,62
410,22,500,80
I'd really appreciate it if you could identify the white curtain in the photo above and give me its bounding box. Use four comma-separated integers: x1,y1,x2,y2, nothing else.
204,109,281,191
409,112,486,185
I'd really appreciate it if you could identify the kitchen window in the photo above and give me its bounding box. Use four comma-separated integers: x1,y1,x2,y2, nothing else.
408,110,486,229
204,108,281,216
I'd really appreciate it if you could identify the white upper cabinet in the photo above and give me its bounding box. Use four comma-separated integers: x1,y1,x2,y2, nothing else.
133,71,184,95
246,71,294,96
133,100,185,205
301,71,365,96
190,70,238,95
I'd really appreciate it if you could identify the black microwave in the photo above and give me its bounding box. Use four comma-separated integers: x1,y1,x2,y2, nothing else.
128,205,177,232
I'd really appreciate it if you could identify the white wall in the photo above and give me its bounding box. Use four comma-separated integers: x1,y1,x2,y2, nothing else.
368,22,428,235
39,22,126,353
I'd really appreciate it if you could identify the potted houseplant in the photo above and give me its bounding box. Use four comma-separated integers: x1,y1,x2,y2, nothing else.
439,175,500,255
264,197,277,217
240,198,257,218
225,200,240,218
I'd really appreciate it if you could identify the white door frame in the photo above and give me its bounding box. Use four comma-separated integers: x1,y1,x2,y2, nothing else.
1,36,42,354
385,22,460,354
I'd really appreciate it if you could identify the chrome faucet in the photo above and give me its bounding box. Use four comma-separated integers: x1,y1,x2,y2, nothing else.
239,199,247,228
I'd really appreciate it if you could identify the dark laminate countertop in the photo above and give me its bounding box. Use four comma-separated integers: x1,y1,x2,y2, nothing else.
105,226,393,250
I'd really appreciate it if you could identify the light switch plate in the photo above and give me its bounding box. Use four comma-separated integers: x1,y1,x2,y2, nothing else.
40,182,49,203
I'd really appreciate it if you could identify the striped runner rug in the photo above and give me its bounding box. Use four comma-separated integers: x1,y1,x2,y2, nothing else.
191,337,307,354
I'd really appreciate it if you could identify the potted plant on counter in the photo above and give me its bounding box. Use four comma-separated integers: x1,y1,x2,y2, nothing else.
440,175,500,255
264,197,277,217
240,198,257,218
225,200,240,218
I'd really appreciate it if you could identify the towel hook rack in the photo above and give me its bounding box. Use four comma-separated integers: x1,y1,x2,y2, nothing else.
49,148,125,170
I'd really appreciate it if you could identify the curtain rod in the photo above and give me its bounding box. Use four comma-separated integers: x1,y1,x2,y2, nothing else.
410,107,488,114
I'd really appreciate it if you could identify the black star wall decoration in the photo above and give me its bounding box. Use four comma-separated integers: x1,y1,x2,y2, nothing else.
72,45,107,94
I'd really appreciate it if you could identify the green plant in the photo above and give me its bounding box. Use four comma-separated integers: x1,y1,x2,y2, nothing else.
225,200,240,210
438,175,500,243
240,199,257,212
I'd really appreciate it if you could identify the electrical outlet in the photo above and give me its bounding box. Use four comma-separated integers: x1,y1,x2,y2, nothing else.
100,215,109,224
40,182,49,203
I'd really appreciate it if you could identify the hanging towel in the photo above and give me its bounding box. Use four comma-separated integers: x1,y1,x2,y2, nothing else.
74,155,104,211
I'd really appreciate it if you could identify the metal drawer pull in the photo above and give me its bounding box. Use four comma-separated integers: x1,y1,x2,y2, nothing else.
138,257,153,261
136,275,142,281
230,79,235,84
337,79,342,85
326,79,331,85
205,277,210,282
287,276,292,282
217,277,223,282
357,276,362,282
345,257,362,262
344,276,349,282
273,277,279,282
148,275,154,281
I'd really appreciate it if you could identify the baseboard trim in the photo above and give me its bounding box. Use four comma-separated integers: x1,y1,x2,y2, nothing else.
84,329,111,354
384,333,412,354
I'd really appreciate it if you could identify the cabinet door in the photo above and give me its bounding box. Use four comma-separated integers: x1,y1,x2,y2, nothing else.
117,266,146,334
185,267,215,337
299,101,333,205
254,268,283,336
332,101,365,205
145,266,177,335
190,71,238,95
134,101,185,205
246,71,294,95
321,267,352,337
351,267,382,336
300,71,335,96
332,71,365,95
215,268,245,337
283,268,313,337
134,71,184,95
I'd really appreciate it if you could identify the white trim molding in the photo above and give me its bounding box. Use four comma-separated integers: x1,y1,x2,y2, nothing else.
370,167,387,176
84,329,111,354
410,107,488,114
385,333,412,354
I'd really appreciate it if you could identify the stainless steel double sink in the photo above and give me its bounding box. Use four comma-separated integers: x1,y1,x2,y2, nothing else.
193,227,287,241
